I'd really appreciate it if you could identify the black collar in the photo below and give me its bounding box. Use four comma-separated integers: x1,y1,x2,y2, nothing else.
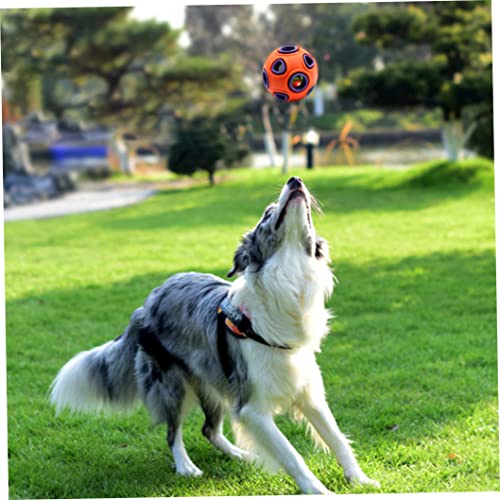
217,296,292,350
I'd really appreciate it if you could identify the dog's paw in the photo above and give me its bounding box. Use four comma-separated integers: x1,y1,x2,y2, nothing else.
306,486,331,495
360,477,380,488
232,449,252,461
301,479,331,495
176,463,203,477
345,472,380,489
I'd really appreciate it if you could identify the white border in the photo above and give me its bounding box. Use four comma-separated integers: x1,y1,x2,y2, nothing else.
0,2,498,500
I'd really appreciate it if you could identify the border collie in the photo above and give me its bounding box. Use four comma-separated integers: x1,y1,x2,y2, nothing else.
50,176,379,494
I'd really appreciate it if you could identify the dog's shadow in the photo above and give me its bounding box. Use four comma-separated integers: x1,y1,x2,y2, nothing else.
42,408,318,497
7,247,497,497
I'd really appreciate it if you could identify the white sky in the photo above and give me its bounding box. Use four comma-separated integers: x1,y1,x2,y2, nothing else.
131,3,189,28
131,3,191,46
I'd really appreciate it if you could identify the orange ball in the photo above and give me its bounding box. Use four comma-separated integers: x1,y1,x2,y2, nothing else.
262,44,319,102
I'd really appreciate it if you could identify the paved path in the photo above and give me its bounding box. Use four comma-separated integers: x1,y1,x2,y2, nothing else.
4,185,156,222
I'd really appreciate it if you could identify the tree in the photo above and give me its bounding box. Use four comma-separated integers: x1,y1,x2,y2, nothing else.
185,5,281,167
168,118,247,186
269,3,378,82
338,1,492,160
1,8,240,131
185,3,382,171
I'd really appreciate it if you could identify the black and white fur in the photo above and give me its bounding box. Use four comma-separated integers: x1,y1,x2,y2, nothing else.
50,177,379,494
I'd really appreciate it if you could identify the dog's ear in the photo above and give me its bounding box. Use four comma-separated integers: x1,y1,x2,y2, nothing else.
227,235,250,278
315,236,331,263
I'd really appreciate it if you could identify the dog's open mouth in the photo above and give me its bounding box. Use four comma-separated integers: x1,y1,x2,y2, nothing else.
275,189,310,230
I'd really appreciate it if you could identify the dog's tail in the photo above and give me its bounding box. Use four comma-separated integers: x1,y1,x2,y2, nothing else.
49,307,145,414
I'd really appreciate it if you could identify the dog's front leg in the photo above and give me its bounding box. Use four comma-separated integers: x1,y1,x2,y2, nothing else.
298,393,379,488
237,404,330,494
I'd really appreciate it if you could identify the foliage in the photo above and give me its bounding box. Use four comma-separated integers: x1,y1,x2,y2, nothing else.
186,5,257,59
338,1,492,157
5,162,498,497
186,3,378,83
168,119,248,185
269,3,378,82
463,103,494,159
341,1,492,119
184,3,380,150
341,61,443,109
1,8,240,131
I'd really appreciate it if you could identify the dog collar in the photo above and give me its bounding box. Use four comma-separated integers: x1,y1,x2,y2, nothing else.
217,297,291,350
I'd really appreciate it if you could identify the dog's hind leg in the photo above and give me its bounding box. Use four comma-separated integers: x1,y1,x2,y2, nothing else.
169,426,203,477
166,385,203,477
198,391,250,460
136,352,202,477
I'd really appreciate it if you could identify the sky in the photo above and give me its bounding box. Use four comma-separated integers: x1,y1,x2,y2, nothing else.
131,3,191,47
131,4,189,29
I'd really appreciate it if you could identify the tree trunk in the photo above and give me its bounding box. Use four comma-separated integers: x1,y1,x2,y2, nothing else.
261,103,278,167
441,120,479,162
281,104,299,173
208,169,215,186
110,135,134,175
281,131,290,174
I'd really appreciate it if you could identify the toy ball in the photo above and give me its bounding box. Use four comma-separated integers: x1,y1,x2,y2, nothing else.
262,44,318,102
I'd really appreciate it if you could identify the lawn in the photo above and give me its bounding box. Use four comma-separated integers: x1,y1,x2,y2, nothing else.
5,159,499,497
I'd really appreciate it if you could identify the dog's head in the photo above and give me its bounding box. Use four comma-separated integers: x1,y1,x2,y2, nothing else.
227,177,330,278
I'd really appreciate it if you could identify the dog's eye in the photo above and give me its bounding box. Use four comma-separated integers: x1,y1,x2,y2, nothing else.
262,207,274,221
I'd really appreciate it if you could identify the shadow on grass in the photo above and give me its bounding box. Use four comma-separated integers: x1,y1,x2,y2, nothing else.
401,159,494,188
100,163,494,233
6,250,498,497
320,249,497,442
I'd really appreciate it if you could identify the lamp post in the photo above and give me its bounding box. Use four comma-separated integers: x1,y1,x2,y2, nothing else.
303,128,319,169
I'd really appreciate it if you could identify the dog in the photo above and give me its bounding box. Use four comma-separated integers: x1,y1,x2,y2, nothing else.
50,176,379,494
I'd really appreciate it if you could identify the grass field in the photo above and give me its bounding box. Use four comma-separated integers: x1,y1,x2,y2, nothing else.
5,159,499,497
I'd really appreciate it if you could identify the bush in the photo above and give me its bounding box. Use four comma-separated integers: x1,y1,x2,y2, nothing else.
168,120,228,185
168,117,250,185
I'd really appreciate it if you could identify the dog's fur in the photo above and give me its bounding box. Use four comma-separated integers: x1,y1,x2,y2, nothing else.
50,177,379,494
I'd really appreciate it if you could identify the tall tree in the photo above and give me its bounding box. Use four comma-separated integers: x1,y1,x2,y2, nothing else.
338,1,492,160
1,8,239,131
186,4,283,167
270,2,378,82
185,3,382,170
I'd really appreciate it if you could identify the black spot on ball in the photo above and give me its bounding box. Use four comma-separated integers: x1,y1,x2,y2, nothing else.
278,45,298,54
271,58,286,75
303,54,315,68
288,72,309,93
262,69,269,89
273,92,289,101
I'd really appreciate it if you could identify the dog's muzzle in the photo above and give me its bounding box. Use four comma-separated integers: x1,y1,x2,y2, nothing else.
275,177,310,230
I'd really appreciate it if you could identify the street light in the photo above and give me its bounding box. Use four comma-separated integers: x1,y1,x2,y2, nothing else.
303,128,319,169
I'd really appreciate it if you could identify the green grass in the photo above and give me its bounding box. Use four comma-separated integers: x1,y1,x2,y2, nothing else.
5,159,499,497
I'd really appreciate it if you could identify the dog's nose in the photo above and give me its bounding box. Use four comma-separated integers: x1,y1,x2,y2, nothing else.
287,176,303,189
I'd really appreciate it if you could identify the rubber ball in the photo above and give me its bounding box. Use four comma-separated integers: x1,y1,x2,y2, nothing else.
262,44,318,102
